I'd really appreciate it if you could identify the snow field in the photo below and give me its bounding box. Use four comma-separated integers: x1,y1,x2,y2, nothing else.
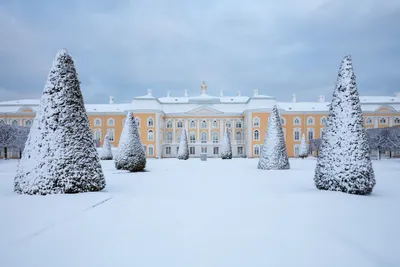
0,158,399,267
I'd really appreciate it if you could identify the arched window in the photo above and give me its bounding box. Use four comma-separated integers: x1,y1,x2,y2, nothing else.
236,131,242,141
177,121,183,128
294,145,300,157
394,117,400,124
135,117,140,127
253,117,260,127
189,132,196,143
321,117,327,125
254,146,260,156
212,120,218,128
366,117,373,125
24,120,32,127
166,120,172,128
254,130,260,140
380,117,387,124
190,120,196,128
201,132,207,143
166,132,173,143
94,129,101,141
294,117,301,125
107,118,115,126
148,146,154,156
294,128,301,141
307,117,314,125
147,117,154,127
107,129,115,141
226,120,231,128
236,120,242,128
212,131,219,143
12,120,18,126
148,130,154,140
307,128,315,140
201,120,207,129
94,118,101,126
280,117,286,126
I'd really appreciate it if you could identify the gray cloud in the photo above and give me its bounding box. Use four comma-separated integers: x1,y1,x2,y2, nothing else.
0,0,399,104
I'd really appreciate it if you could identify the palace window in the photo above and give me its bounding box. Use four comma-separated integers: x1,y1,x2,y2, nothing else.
166,132,173,143
177,121,183,128
212,120,218,128
147,117,154,127
148,146,154,156
135,117,140,127
281,117,286,126
12,120,18,126
253,117,260,127
0,120,5,124
94,129,101,141
321,117,327,125
254,130,260,141
307,128,315,140
394,117,400,124
24,120,32,127
190,132,196,143
294,117,301,125
366,117,373,125
107,129,115,141
226,120,231,128
94,118,101,126
237,147,243,155
148,130,154,140
190,147,195,155
307,117,315,125
201,132,207,143
236,131,242,141
190,120,196,128
213,147,219,155
236,120,242,128
166,147,171,155
380,117,387,124
201,120,207,129
212,131,219,143
294,128,301,141
294,145,300,157
166,120,172,128
107,118,115,126
254,145,260,156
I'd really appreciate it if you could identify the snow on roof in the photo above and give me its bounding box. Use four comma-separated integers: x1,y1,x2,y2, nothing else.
277,102,330,112
85,104,132,113
360,96,400,103
0,99,40,105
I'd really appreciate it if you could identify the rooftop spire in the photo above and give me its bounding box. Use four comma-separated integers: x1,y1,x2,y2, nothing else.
201,81,207,94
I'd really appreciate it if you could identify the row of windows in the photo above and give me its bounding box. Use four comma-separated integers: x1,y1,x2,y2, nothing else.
365,117,400,125
94,117,144,127
252,128,317,141
0,119,33,127
166,119,243,129
165,131,243,143
253,144,307,157
165,146,244,155
252,116,327,127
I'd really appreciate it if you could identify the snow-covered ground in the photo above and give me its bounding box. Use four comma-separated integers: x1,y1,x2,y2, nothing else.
0,158,399,267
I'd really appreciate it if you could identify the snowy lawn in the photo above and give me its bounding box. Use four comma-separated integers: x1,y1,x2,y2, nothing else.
0,158,399,267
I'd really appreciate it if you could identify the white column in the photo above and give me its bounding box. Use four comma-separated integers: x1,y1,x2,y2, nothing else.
197,119,200,142
172,119,176,141
389,117,393,127
155,113,161,158
246,112,253,157
208,119,212,140
219,119,224,140
232,118,236,141
374,117,378,128
185,119,189,129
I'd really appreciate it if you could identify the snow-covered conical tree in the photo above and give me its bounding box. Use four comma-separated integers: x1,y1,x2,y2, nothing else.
115,113,146,172
14,49,106,195
177,128,189,160
314,55,375,195
100,135,113,160
299,133,308,159
257,106,290,170
221,127,232,159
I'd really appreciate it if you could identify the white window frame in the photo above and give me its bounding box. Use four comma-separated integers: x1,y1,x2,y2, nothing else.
147,117,154,127
189,147,195,155
148,145,154,156
293,117,301,125
166,120,172,128
189,131,196,143
212,120,218,128
212,131,219,143
226,120,231,128
307,128,315,140
190,120,196,128
366,117,373,125
107,118,115,126
177,120,183,128
24,120,32,127
148,130,154,141
213,147,219,155
235,120,242,128
253,117,260,127
201,131,207,143
254,130,260,141
293,128,301,141
253,145,260,156
94,118,102,126
166,147,171,155
294,144,300,157
107,129,115,141
235,131,242,141
307,116,315,125
237,146,243,155
394,117,400,124
379,117,387,124
94,129,102,141
12,120,18,126
166,132,173,143
320,117,327,126
201,120,207,129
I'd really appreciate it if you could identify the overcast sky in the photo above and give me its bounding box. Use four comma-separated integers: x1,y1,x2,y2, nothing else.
1,0,399,104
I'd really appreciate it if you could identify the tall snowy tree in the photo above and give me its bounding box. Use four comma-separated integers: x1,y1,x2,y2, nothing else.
258,106,290,170
177,128,189,160
14,49,106,195
314,55,375,195
115,113,146,172
299,133,308,159
221,127,232,159
100,135,113,160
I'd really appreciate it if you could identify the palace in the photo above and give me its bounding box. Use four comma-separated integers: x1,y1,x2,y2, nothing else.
1,82,400,159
